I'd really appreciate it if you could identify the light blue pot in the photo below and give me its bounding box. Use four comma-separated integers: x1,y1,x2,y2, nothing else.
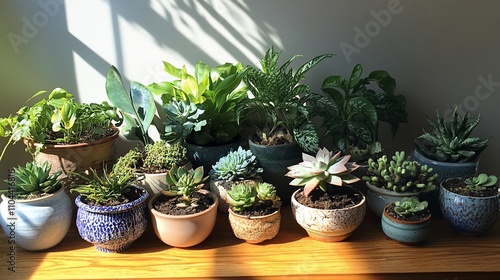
381,204,432,244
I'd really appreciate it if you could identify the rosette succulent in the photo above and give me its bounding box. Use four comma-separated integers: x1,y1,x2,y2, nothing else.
226,182,281,212
210,147,263,181
6,161,62,198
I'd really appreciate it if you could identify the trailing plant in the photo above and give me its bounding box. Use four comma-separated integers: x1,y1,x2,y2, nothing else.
148,61,247,146
2,161,62,199
160,166,209,207
226,182,281,212
285,147,360,198
414,107,489,163
237,46,334,153
210,146,263,181
393,196,429,216
464,173,498,191
162,99,207,143
306,63,407,158
363,151,438,193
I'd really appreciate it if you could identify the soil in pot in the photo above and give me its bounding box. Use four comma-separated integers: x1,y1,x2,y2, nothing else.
232,205,280,217
152,192,215,215
80,187,142,207
295,187,364,210
442,177,498,197
384,203,431,222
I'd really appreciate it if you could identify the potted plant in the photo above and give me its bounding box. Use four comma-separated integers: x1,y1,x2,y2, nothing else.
0,87,122,183
209,146,263,213
0,161,72,251
148,165,218,247
285,147,365,242
363,151,438,217
413,107,489,183
238,46,333,200
226,182,281,244
70,165,148,253
148,61,247,174
381,196,432,244
440,173,499,235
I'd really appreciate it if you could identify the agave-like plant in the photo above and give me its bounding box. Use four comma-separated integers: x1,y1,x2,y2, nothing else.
210,146,263,181
285,147,360,197
6,161,62,198
161,166,209,207
226,182,281,212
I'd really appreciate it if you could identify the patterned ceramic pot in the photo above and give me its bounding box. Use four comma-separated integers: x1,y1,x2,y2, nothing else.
439,180,499,235
381,204,432,244
291,188,366,242
366,182,421,218
413,149,478,184
75,185,148,253
228,208,281,244
0,188,72,251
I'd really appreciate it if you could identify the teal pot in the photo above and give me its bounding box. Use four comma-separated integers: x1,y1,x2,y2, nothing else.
0,188,72,251
185,138,243,176
75,185,148,253
381,203,432,244
366,182,422,218
291,188,366,242
439,179,500,235
249,139,302,202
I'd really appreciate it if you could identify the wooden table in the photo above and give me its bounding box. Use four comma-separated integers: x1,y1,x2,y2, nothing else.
1,204,499,279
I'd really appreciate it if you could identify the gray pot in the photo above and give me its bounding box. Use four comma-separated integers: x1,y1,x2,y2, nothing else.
186,139,243,176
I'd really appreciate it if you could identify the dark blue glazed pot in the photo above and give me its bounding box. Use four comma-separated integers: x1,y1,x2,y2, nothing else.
75,185,148,253
185,138,243,176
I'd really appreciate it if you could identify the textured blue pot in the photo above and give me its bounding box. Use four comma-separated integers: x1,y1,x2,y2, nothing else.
75,185,148,253
413,149,478,184
366,182,421,218
381,205,432,244
0,188,72,251
439,180,499,235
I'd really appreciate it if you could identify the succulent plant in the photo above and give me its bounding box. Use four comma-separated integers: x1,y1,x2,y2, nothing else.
226,182,281,212
415,107,489,163
160,166,209,207
363,151,438,193
210,147,263,181
465,173,498,191
393,196,429,216
162,100,207,143
5,161,62,198
285,147,360,198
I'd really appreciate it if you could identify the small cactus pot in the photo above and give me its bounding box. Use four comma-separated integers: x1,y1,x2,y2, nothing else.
75,185,148,253
228,208,281,244
0,188,72,251
366,182,421,218
209,177,263,213
439,179,499,235
381,204,432,244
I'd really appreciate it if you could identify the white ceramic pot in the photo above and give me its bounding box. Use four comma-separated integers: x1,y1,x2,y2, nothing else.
228,208,281,244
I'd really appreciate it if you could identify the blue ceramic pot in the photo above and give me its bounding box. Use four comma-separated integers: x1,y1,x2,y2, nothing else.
75,185,148,253
366,182,421,218
439,180,499,235
381,204,432,244
413,149,478,184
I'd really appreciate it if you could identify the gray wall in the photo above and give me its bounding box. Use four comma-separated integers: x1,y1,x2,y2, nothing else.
1,0,499,177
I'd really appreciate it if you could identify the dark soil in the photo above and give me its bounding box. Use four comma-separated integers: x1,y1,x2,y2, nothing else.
81,187,142,207
295,187,363,210
153,192,215,215
443,177,499,197
232,204,280,217
385,203,431,222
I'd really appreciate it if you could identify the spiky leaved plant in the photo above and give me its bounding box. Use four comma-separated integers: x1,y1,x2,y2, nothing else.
415,107,489,163
6,161,62,199
285,147,360,197
210,146,263,181
160,166,209,207
226,182,281,212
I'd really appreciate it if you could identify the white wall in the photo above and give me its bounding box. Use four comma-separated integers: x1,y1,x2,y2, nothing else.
1,0,499,177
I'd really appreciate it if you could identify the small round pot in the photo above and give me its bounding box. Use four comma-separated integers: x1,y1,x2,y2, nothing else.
439,179,499,235
381,204,432,244
75,185,148,253
366,182,420,217
0,188,72,251
209,177,263,213
290,188,366,242
228,208,281,244
149,190,218,247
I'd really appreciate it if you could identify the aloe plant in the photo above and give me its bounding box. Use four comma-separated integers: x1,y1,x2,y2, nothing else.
160,166,209,207
4,161,62,198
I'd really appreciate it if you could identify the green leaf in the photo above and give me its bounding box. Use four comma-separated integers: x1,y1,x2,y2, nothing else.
106,66,135,115
130,81,156,135
348,64,363,89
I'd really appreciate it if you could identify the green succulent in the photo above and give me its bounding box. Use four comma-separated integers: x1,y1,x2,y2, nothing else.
161,166,208,207
393,196,429,216
415,107,489,163
363,151,437,193
226,182,281,212
285,147,360,198
5,161,62,198
162,100,207,143
465,173,498,191
210,146,263,181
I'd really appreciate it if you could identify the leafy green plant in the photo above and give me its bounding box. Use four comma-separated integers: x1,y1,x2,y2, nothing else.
237,46,334,153
465,173,498,191
210,146,263,181
226,182,281,212
148,61,247,146
285,147,360,198
3,161,62,199
160,166,209,207
414,107,489,163
363,151,438,193
0,87,121,162
393,196,429,216
306,63,407,158
162,99,207,143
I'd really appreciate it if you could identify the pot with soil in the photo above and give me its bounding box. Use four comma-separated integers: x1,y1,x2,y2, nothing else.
148,166,218,247
381,196,432,244
439,173,500,235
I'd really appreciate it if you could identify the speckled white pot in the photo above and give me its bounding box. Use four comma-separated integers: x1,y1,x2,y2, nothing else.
228,208,281,244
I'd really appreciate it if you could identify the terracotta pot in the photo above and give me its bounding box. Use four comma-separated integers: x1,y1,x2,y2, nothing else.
209,177,263,213
228,208,281,244
381,204,432,244
149,190,218,247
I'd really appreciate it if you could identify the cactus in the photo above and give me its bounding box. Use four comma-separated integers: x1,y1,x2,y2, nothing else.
226,182,281,212
210,147,263,181
393,196,429,216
